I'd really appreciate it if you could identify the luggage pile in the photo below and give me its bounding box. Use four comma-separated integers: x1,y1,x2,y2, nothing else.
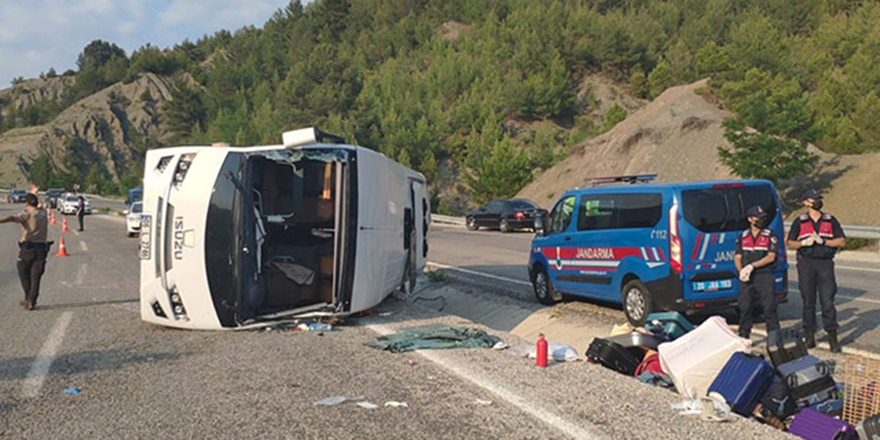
586,312,880,438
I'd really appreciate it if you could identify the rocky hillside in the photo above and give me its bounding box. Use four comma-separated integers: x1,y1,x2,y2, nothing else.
0,73,174,186
518,79,880,226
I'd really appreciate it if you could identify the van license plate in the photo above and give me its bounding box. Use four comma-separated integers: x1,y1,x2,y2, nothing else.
692,279,732,292
139,215,152,260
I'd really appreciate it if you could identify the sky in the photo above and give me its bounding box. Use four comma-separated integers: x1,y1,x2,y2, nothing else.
0,0,296,88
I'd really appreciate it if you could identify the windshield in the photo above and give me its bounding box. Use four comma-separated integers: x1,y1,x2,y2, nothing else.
131,203,143,213
682,185,777,232
12,190,25,195
66,196,78,202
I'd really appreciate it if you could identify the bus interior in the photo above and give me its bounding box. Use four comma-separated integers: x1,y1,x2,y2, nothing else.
240,149,349,321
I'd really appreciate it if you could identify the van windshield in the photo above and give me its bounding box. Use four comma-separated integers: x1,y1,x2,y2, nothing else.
682,185,777,232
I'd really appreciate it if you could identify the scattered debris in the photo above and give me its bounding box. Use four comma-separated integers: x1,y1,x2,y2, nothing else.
366,325,502,353
357,401,379,410
492,341,509,350
384,401,408,408
309,323,333,332
405,360,416,367
313,396,365,406
378,312,393,317
63,387,81,395
528,342,579,362
475,399,493,406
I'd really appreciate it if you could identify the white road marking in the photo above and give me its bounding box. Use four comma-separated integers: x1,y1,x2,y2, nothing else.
837,265,880,274
21,312,73,398
427,261,531,287
75,264,88,286
790,287,880,305
72,229,79,236
79,241,88,252
367,323,603,440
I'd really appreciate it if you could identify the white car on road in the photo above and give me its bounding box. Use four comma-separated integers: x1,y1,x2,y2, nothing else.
60,194,92,215
125,201,143,237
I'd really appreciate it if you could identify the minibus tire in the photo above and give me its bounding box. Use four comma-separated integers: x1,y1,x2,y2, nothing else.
532,267,557,305
499,219,511,233
622,279,651,326
466,216,478,231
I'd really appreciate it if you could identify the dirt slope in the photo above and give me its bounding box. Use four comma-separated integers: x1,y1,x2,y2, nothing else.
518,79,880,226
0,73,174,186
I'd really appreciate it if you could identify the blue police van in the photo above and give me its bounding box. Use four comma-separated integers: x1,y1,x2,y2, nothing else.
529,175,788,326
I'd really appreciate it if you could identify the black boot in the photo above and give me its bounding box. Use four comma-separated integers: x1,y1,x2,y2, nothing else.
828,330,841,353
804,330,816,349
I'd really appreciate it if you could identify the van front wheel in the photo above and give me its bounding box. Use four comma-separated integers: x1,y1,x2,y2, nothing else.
622,280,651,327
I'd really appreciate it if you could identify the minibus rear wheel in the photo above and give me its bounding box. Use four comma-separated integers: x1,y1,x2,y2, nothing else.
532,266,558,305
622,279,651,326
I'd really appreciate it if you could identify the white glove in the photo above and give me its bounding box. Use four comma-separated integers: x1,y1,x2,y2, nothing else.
800,236,815,247
739,264,754,282
812,233,824,245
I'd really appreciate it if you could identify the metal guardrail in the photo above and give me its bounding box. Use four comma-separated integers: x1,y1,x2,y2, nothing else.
431,215,880,254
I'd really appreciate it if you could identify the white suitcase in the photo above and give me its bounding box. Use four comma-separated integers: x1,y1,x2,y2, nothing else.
658,315,752,398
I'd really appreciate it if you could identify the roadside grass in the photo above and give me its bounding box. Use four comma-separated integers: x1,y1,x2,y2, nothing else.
426,270,451,283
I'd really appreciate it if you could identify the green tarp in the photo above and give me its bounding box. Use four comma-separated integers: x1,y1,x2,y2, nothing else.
366,325,501,353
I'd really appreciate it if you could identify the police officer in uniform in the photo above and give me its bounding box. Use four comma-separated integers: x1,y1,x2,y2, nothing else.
0,192,51,310
735,205,781,344
787,189,845,352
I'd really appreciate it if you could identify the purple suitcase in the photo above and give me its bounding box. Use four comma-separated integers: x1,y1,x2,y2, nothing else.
788,408,856,440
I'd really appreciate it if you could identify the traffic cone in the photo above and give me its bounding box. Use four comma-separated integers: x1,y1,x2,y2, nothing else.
62,217,69,232
49,211,56,226
56,236,69,257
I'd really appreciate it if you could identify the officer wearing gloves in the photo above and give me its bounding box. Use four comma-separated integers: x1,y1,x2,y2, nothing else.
787,189,846,352
735,206,781,345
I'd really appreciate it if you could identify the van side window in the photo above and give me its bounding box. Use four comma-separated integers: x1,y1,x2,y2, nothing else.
577,193,662,231
548,196,575,234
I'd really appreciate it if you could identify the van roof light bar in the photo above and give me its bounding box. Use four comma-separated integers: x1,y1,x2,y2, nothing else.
585,174,657,187
282,127,346,148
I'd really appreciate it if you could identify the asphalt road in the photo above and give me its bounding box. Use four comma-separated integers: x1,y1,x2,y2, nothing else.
428,224,880,356
0,207,567,440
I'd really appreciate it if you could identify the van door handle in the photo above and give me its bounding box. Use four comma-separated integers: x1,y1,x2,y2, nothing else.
564,236,572,241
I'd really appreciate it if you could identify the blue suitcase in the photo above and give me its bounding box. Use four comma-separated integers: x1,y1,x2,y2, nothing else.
644,312,694,341
708,352,775,416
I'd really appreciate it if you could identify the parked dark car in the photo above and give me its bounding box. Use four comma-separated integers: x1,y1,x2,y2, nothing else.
466,199,544,232
6,189,27,203
46,188,65,208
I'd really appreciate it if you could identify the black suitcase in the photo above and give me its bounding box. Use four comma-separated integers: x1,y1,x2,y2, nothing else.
768,327,809,368
586,338,641,376
760,373,797,420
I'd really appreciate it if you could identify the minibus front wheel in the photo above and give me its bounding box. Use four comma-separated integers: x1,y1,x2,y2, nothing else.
622,279,652,326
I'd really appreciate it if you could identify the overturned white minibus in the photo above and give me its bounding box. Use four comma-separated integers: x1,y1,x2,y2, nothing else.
139,128,429,330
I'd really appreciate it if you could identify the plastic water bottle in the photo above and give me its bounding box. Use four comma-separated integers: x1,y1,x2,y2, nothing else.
309,323,332,332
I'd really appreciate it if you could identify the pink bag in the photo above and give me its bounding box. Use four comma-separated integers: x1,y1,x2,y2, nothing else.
635,352,663,376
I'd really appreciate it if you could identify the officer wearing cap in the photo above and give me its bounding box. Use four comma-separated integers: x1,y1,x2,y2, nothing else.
787,189,846,352
735,205,781,344
0,189,51,310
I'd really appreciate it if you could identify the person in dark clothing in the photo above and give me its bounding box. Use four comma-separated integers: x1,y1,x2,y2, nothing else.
787,189,846,353
735,205,781,345
76,195,85,231
0,191,50,310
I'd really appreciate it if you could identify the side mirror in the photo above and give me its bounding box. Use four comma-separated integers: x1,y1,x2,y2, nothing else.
534,210,548,236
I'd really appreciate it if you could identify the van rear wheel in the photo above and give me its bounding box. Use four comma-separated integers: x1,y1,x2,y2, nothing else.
622,279,652,327
532,267,558,305
499,219,511,233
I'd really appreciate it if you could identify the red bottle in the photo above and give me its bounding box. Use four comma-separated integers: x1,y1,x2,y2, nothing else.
536,333,548,367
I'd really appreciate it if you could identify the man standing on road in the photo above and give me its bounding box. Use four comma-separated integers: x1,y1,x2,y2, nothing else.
787,189,846,353
76,195,85,232
735,206,781,345
0,191,50,310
